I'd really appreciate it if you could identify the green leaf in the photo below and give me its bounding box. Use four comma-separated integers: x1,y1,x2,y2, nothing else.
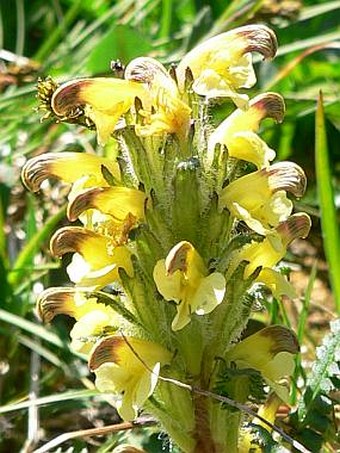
315,91,340,313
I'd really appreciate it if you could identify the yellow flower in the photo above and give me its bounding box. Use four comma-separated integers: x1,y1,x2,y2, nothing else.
51,78,148,145
89,336,172,420
176,25,277,107
37,288,119,354
67,186,146,245
254,268,297,300
227,213,311,280
153,241,226,330
50,226,133,289
219,162,307,235
227,325,299,401
21,152,120,193
125,57,191,141
208,93,285,168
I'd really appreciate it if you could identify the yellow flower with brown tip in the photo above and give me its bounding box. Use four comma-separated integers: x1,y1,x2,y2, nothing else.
89,336,172,420
21,152,120,193
153,241,226,330
50,227,133,289
125,57,191,141
176,25,277,107
67,186,146,245
219,162,307,235
227,213,311,280
208,93,285,168
51,78,148,145
227,325,299,401
37,288,120,354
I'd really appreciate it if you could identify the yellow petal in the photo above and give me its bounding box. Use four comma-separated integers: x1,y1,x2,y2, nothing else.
208,93,284,168
255,268,297,300
219,163,306,234
177,25,277,100
67,186,146,222
153,259,182,302
90,336,171,420
154,242,225,330
126,57,191,140
70,308,118,354
227,326,299,399
51,78,148,145
37,287,109,322
22,152,120,192
50,227,133,289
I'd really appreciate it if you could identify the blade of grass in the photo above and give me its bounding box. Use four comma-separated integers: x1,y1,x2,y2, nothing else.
291,261,318,404
264,42,340,90
0,389,101,414
0,308,69,350
8,206,66,288
34,0,83,63
315,92,340,313
276,30,340,57
298,0,340,22
15,0,25,56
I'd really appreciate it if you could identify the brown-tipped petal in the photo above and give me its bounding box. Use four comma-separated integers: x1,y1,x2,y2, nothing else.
67,186,146,222
51,77,147,117
51,79,85,118
268,162,307,198
50,226,105,257
164,241,193,275
37,287,78,322
241,24,278,60
125,57,169,85
277,212,312,243
250,92,285,124
261,325,300,355
89,335,123,370
21,152,120,192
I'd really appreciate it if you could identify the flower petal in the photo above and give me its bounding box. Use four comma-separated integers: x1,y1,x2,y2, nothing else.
208,93,284,167
89,336,171,420
51,78,148,145
67,186,146,222
22,152,120,192
219,162,307,234
177,25,277,100
227,325,299,399
50,226,133,288
255,268,297,300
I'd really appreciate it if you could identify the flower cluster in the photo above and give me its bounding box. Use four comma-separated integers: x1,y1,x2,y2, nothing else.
23,25,311,452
